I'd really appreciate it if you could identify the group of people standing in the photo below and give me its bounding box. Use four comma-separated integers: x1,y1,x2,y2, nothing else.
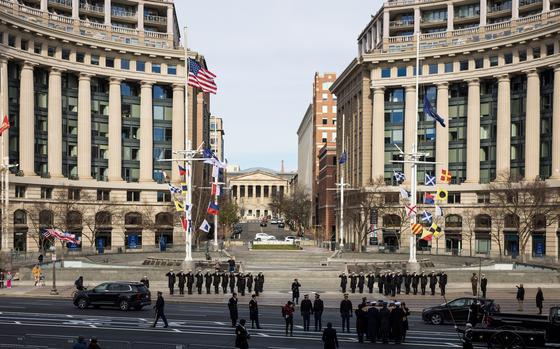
164,269,265,296
339,270,448,296
0,271,13,288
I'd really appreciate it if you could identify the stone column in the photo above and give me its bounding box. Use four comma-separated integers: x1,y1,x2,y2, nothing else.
137,2,144,30
139,81,153,182
167,6,174,34
447,4,454,31
435,82,449,177
404,85,417,183
512,0,519,19
480,0,487,26
171,84,185,182
551,67,560,179
414,7,421,34
376,19,382,45
19,62,36,176
104,0,111,25
108,78,123,181
543,0,550,11
48,68,64,178
72,0,79,18
0,58,8,159
372,86,385,180
383,11,390,39
465,79,480,184
496,75,511,179
525,69,540,180
40,0,47,11
77,73,92,179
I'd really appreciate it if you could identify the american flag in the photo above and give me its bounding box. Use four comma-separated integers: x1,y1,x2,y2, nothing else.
187,58,217,94
43,228,80,245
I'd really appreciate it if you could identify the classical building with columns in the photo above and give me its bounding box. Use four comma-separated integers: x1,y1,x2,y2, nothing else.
332,0,560,259
0,0,213,253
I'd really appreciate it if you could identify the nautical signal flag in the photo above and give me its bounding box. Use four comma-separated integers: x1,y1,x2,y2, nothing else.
423,95,446,128
423,192,435,204
178,165,187,176
211,183,221,196
339,151,347,165
168,184,182,195
440,169,452,183
174,199,185,212
435,205,444,217
425,173,436,186
199,219,211,233
412,223,423,235
0,115,10,136
207,202,219,215
421,228,433,241
399,188,410,200
394,171,405,183
429,223,443,238
421,211,433,223
181,217,188,231
181,182,188,192
437,188,448,202
405,204,417,217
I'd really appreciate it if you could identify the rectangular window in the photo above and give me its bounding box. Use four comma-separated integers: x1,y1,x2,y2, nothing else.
76,52,85,63
106,57,114,68
40,187,53,199
21,40,28,51
322,93,329,101
444,62,454,73
397,66,406,77
533,47,540,59
62,49,70,60
504,53,513,64
321,105,328,113
68,188,81,200
157,191,171,202
322,82,332,90
127,190,141,202
136,60,145,71
475,58,483,69
489,56,498,67
322,118,328,125
428,64,438,74
459,60,469,71
91,55,100,65
476,237,490,254
448,192,461,204
546,44,554,56
48,46,56,57
322,132,327,142
15,185,26,198
477,192,490,204
381,68,391,78
8,35,15,47
152,63,161,73
34,43,42,54
121,59,130,70
167,65,177,75
518,49,527,62
96,189,110,201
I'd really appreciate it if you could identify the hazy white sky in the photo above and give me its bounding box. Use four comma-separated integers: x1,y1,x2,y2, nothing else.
176,0,380,171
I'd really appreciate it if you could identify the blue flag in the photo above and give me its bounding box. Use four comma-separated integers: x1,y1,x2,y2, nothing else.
339,151,347,165
421,211,433,223
424,95,445,127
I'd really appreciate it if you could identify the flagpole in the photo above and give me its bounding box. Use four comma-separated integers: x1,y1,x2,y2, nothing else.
339,114,346,251
183,26,193,262
409,30,421,264
0,62,4,252
212,115,219,250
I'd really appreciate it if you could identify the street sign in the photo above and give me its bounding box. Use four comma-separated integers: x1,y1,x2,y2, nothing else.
51,253,56,261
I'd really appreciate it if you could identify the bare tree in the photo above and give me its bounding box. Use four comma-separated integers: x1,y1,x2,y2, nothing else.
219,195,240,239
461,208,477,257
269,187,312,236
487,208,505,260
192,186,212,247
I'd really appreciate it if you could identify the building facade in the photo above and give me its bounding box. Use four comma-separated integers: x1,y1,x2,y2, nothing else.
0,0,213,253
317,143,337,243
296,104,313,195
227,168,294,221
210,116,224,162
332,0,560,258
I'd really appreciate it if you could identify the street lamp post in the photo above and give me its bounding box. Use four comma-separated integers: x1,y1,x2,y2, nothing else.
50,247,58,295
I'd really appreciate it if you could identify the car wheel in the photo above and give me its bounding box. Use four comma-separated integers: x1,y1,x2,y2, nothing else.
119,299,130,311
76,298,89,310
256,238,261,241
430,312,443,325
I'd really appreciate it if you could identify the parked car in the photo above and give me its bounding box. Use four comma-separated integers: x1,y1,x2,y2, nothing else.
278,221,285,228
422,297,496,325
73,281,151,311
259,219,267,227
284,236,301,243
270,219,278,224
254,233,276,241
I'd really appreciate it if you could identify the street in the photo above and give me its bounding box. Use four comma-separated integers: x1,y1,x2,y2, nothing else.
0,296,462,349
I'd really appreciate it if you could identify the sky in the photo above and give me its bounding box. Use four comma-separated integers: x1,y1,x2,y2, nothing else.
176,0,380,172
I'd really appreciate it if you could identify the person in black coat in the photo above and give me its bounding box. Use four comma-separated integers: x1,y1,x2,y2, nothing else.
221,271,229,293
339,272,348,293
420,272,428,295
151,291,168,328
355,298,368,343
204,272,213,294
366,302,380,343
439,271,448,296
390,273,397,297
322,322,339,349
291,279,301,304
186,270,194,295
536,287,544,314
258,272,265,293
376,273,384,294
235,319,250,349
366,272,375,293
300,294,313,331
140,275,150,289
429,271,438,295
314,293,324,331
195,270,204,294
379,302,391,344
228,293,239,327
237,273,246,296
246,273,253,293
481,274,488,298
165,269,176,295
404,272,412,295
213,270,221,294
229,272,236,294
384,273,392,296
340,294,353,333
411,272,419,295
401,302,410,342
516,284,525,311
358,272,366,293
177,271,186,295
395,272,403,294
390,302,405,344
349,273,358,293
249,294,261,329
467,301,479,326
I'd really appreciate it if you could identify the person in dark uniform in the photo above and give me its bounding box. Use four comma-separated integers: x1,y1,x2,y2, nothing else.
429,271,438,295
481,274,488,298
404,272,411,295
205,271,213,294
235,319,250,349
350,273,358,293
356,298,368,343
339,294,353,333
213,270,221,294
390,302,405,344
459,323,474,349
291,279,301,305
366,272,375,293
411,272,419,295
395,272,403,294
177,270,186,295
151,291,168,328
314,293,324,331
186,270,194,295
322,322,339,349
379,302,391,344
470,273,479,296
229,272,236,294
221,271,229,294
377,272,384,294
420,272,428,295
390,272,397,297
249,294,261,329
402,302,410,342
246,273,253,293
141,275,150,289
358,272,365,293
366,301,380,343
467,300,479,326
257,272,265,293
165,269,176,295
439,271,448,296
237,273,246,296
384,273,392,296
536,287,544,315
339,272,348,293
195,270,204,294
300,294,313,331
228,293,238,327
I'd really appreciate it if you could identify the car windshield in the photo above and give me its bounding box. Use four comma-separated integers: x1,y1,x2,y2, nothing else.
448,299,467,307
93,283,108,292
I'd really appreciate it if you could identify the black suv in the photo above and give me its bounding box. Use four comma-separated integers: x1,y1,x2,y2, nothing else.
73,281,151,311
422,297,496,325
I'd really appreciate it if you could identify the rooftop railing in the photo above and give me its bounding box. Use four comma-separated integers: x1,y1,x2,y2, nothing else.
48,0,72,7
79,3,104,13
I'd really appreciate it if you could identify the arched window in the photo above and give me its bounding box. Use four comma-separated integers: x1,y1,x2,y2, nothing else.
383,214,401,227
533,214,546,230
14,210,27,225
39,210,54,227
475,214,492,229
156,212,173,226
445,215,463,228
67,211,82,227
504,214,519,229
125,212,142,226
96,211,112,226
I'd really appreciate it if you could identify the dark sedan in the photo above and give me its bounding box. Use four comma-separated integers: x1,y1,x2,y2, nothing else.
422,297,496,325
73,281,151,311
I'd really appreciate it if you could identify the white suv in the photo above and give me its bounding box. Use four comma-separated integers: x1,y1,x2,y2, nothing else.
254,233,276,241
